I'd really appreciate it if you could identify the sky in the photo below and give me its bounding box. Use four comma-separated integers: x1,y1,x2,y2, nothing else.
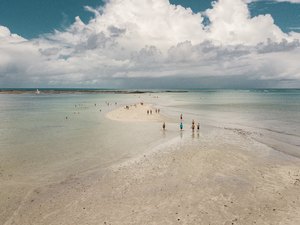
0,0,300,88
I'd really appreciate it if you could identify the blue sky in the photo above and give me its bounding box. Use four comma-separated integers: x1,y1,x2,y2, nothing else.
0,0,300,88
0,0,101,39
1,0,300,39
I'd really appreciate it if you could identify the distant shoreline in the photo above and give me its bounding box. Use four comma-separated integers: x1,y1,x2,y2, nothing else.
1,88,299,95
0,89,188,95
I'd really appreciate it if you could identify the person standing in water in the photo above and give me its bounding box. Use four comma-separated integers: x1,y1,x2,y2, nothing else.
180,122,183,131
180,114,183,120
163,122,166,130
197,123,200,132
192,123,195,132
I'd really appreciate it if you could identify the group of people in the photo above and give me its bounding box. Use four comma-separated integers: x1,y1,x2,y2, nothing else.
180,114,200,132
162,114,200,132
191,119,200,132
147,108,160,115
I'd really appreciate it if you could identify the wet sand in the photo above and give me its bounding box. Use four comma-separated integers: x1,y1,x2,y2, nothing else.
1,102,300,225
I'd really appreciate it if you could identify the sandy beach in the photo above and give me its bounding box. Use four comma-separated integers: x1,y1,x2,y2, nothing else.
2,100,300,225
106,103,167,122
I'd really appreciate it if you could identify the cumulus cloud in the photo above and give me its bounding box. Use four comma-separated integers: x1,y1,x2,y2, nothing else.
0,0,300,88
245,0,300,3
206,0,289,45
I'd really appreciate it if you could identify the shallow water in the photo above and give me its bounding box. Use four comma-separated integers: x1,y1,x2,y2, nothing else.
158,89,300,155
0,93,171,184
1,90,299,180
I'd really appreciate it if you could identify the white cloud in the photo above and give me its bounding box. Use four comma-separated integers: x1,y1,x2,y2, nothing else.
0,0,300,87
0,26,26,42
245,0,300,3
206,0,289,45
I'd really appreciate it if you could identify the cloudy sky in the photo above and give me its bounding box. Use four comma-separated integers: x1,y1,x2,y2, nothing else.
0,0,300,88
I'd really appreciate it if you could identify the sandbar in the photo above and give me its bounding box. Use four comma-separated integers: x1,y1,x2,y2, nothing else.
106,103,167,122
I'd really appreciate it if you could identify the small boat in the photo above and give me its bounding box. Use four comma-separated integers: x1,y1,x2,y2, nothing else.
35,89,40,95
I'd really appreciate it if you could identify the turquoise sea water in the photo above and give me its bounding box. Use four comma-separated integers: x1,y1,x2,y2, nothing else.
0,93,167,180
158,89,300,157
0,89,299,185
162,89,300,133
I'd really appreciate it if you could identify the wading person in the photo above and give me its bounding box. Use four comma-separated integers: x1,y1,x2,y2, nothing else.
192,123,195,132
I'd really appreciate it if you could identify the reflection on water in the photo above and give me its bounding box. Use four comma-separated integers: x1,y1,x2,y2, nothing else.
160,89,300,149
192,131,195,139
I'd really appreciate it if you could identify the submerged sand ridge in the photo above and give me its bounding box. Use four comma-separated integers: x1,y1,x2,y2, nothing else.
106,103,167,122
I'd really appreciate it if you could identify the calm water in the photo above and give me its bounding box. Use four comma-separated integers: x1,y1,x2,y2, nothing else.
0,93,169,183
158,89,300,157
162,90,300,131
0,89,299,182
